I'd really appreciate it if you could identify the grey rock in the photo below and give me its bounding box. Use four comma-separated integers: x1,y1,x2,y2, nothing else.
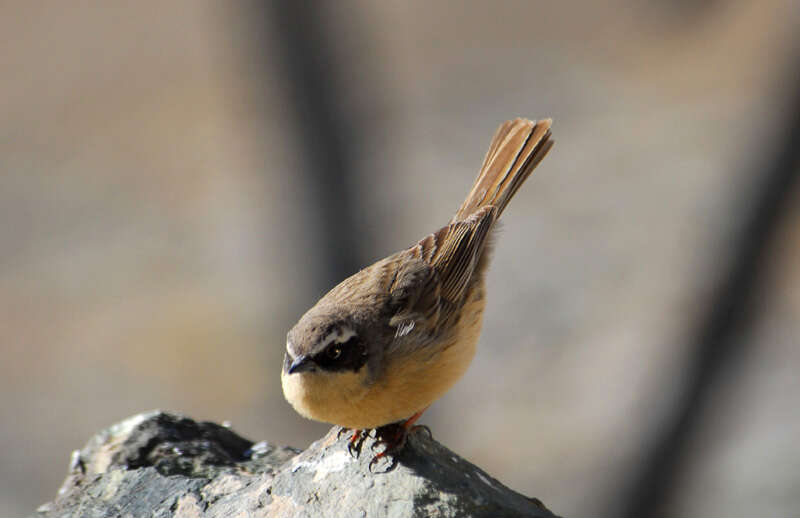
33,411,559,517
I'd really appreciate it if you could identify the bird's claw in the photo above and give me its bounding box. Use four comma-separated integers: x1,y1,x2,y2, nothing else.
346,429,367,457
368,451,398,472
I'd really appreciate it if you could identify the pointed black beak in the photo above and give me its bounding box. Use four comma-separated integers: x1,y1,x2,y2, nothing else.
287,354,316,374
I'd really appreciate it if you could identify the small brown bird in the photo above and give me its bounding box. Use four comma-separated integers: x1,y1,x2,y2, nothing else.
282,118,553,444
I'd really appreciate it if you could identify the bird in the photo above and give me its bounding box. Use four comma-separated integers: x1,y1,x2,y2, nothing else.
281,117,553,453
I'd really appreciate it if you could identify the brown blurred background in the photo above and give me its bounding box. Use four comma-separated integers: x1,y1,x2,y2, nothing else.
2,2,799,517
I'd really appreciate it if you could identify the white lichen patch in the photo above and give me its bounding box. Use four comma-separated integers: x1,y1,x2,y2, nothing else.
475,471,498,491
247,440,271,458
312,451,352,482
291,460,311,473
106,411,155,440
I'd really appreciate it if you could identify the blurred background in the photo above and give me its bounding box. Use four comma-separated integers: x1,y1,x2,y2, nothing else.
2,1,799,517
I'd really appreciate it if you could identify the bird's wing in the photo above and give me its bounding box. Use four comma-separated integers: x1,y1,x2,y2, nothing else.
388,206,496,339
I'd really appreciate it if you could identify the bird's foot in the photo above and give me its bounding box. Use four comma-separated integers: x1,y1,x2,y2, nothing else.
347,429,367,457
369,422,406,472
338,427,368,457
368,409,431,472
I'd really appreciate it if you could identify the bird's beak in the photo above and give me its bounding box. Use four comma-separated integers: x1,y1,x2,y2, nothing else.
287,354,316,374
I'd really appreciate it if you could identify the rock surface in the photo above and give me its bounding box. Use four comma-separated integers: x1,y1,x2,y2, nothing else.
33,411,559,517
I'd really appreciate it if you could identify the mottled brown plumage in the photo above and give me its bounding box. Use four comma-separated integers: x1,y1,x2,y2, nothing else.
282,118,553,430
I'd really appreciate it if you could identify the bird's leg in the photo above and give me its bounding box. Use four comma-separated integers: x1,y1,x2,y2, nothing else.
403,409,433,438
402,409,425,429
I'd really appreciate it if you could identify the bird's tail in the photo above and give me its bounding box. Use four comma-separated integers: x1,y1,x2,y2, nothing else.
453,118,553,223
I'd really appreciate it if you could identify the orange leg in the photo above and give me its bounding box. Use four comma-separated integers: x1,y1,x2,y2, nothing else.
349,429,363,444
401,407,428,430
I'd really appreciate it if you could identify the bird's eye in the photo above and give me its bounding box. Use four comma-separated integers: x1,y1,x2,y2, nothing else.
326,346,342,360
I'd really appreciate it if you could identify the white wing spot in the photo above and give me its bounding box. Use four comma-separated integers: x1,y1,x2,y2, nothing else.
395,320,415,338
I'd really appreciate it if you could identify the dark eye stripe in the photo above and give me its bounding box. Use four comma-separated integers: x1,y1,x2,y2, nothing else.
314,336,367,372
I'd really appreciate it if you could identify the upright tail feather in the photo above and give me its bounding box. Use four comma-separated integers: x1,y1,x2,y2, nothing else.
453,118,553,223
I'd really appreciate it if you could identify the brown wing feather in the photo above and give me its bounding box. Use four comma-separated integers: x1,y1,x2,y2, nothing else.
430,206,496,304
390,207,496,334
390,118,553,338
